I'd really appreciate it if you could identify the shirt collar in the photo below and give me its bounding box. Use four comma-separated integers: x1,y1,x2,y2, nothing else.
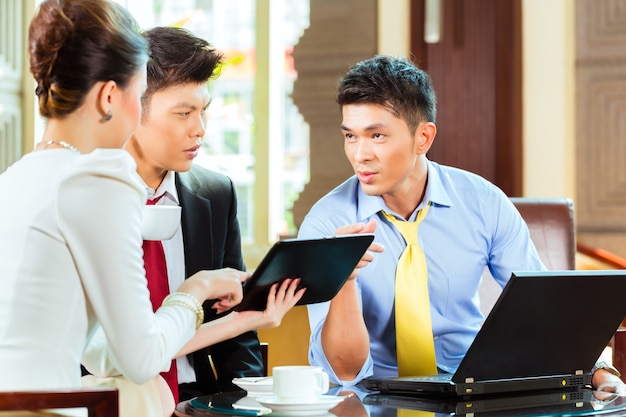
423,159,454,208
356,158,454,220
145,170,180,205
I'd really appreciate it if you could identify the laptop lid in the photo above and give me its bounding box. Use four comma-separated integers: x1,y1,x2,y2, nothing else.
363,270,626,396
233,234,374,311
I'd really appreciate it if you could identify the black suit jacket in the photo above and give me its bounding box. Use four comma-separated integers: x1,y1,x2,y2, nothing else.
176,165,263,397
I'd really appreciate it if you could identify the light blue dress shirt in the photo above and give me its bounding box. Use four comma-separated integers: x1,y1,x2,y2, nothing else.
298,160,546,385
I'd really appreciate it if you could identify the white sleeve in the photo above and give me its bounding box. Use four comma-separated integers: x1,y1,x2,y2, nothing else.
58,150,195,384
81,324,123,377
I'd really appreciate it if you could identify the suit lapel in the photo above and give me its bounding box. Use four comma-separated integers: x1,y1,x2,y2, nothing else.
176,172,216,274
175,172,222,392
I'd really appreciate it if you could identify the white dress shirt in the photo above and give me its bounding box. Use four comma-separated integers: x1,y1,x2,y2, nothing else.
147,170,197,383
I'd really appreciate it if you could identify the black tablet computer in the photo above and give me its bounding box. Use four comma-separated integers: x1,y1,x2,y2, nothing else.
233,234,374,311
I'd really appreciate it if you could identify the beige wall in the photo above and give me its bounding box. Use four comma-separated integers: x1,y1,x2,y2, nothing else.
377,0,411,58
522,0,576,201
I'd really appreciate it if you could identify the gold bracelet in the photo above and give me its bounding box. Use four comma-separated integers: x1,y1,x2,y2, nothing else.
161,300,203,329
173,292,204,311
162,293,204,330
165,292,203,313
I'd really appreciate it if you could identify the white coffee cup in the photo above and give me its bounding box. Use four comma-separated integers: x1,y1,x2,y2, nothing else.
141,205,181,241
272,366,329,403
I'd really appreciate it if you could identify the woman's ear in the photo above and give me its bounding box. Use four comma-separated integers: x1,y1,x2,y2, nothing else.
414,122,437,155
97,80,117,122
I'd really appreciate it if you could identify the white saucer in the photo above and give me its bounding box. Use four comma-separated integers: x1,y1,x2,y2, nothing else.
232,377,274,397
256,395,345,416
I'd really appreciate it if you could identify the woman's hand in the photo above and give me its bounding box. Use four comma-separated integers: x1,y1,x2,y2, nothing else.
225,278,306,328
174,278,305,357
178,267,248,306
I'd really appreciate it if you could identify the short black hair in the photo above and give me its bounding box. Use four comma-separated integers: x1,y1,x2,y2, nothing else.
337,55,437,135
142,26,223,113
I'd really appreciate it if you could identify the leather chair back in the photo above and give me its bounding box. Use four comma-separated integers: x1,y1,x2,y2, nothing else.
510,197,575,270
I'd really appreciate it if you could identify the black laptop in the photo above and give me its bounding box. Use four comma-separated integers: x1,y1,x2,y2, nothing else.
363,270,626,397
233,234,374,311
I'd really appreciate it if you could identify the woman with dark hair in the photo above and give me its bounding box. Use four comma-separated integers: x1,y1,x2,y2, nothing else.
0,1,302,416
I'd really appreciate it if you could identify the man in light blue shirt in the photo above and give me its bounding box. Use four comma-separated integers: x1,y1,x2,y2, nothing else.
300,161,543,384
298,55,624,393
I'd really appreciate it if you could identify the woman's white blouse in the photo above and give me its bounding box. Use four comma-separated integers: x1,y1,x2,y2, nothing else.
0,149,195,390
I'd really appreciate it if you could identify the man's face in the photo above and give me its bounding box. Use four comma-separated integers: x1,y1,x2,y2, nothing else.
134,82,210,173
342,103,421,198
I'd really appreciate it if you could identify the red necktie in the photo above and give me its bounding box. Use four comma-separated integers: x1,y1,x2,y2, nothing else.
143,197,179,403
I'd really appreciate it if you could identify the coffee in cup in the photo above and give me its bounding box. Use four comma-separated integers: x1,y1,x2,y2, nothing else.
272,366,329,402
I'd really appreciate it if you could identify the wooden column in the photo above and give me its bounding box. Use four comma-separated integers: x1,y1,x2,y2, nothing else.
290,0,378,229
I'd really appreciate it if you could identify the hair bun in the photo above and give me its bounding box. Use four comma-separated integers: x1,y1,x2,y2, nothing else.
28,0,147,119
28,1,73,97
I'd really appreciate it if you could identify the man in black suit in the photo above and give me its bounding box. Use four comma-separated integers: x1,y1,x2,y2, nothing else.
175,167,263,400
122,26,272,401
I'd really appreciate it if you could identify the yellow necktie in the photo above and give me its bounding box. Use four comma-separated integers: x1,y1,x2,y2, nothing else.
384,202,437,377
398,409,435,417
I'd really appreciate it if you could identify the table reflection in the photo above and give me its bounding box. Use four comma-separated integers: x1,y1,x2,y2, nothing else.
175,387,626,417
